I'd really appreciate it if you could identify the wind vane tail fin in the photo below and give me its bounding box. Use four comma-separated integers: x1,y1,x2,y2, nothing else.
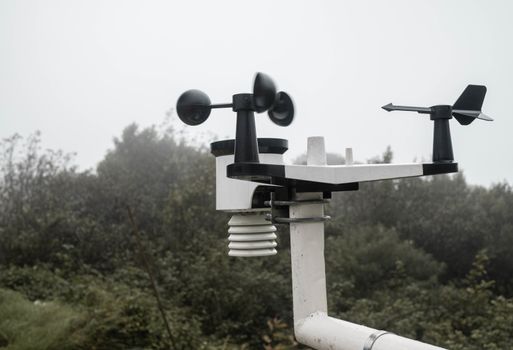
453,85,487,125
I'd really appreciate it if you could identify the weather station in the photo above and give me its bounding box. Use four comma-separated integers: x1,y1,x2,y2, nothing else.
175,73,493,350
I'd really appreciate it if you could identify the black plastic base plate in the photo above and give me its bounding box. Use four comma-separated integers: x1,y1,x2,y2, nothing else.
423,162,458,175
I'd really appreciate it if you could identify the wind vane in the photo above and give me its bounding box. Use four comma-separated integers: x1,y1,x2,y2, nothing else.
382,85,493,163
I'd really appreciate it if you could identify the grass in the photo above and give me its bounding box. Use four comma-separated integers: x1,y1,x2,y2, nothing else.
0,288,85,350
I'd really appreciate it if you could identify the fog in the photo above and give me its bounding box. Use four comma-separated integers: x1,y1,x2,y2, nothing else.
1,0,512,185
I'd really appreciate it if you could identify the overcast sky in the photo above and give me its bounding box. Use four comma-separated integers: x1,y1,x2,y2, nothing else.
1,0,512,186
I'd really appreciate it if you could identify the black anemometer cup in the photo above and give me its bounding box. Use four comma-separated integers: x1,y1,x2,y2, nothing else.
253,73,277,113
176,89,212,126
269,91,294,127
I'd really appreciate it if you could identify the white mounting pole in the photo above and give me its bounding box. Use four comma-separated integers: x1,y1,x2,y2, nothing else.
290,137,447,350
289,136,328,320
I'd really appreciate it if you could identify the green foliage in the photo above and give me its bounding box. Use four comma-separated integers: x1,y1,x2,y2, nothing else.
0,265,73,301
329,153,513,293
169,247,292,345
0,266,205,350
325,225,442,311
338,250,513,349
1,126,513,349
70,274,205,350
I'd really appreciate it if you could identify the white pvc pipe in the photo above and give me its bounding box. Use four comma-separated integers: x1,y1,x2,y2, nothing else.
295,312,446,350
289,137,447,350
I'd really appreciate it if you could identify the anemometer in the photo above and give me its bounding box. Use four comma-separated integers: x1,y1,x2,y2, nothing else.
177,72,294,164
175,73,493,350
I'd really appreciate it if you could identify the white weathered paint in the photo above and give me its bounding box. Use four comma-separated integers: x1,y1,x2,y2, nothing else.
285,162,423,184
215,153,283,211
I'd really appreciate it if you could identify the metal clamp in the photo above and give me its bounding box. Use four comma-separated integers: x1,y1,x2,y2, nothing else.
267,215,331,224
269,215,331,224
363,330,392,350
265,196,331,225
264,199,330,207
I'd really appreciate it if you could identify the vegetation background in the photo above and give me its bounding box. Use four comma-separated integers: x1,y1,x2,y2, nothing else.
1,123,512,349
